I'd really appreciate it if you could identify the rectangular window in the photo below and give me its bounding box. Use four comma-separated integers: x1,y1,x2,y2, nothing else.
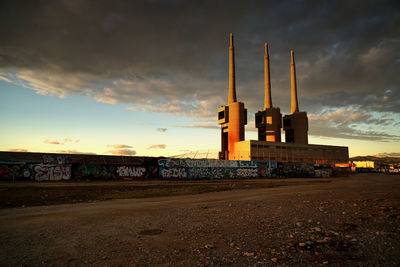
218,110,225,120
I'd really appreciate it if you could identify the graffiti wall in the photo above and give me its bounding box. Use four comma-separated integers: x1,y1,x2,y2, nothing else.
158,158,274,168
116,166,146,178
73,165,115,179
0,152,287,181
32,164,71,181
72,163,159,180
42,154,69,165
0,164,31,180
160,167,188,179
158,159,277,179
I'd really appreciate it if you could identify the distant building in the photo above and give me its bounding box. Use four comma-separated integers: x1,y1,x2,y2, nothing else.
353,161,375,169
218,34,349,166
232,140,348,166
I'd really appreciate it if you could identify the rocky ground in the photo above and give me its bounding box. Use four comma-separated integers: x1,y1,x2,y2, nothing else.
0,179,328,209
0,173,399,266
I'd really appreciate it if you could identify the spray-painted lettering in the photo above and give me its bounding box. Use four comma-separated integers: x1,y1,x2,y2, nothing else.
0,165,30,180
160,167,187,178
116,166,146,178
188,167,211,178
236,168,258,178
33,165,71,181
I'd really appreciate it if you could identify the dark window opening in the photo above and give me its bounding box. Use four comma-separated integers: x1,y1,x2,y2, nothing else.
255,114,262,124
283,118,291,127
218,111,225,120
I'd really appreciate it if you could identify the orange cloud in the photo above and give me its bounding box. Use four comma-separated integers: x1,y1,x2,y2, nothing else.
107,144,133,149
6,148,28,152
55,150,96,155
44,139,62,145
44,138,79,145
106,149,137,156
148,144,167,149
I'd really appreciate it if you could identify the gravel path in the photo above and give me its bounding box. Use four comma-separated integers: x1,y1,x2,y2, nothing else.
0,173,399,266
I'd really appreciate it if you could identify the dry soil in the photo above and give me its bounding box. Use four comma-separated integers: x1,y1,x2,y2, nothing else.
0,173,399,266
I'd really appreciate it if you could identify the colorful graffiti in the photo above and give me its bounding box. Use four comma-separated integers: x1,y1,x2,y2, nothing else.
158,159,260,168
315,169,331,178
0,164,31,180
160,167,187,178
188,167,211,178
210,168,236,178
74,165,115,179
116,166,146,178
236,168,258,178
158,159,278,179
159,166,274,179
42,154,68,165
32,165,71,181
0,152,283,181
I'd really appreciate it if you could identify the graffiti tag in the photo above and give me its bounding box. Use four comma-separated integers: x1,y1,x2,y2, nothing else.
188,167,211,178
116,166,146,178
160,167,187,178
33,165,71,181
236,168,258,178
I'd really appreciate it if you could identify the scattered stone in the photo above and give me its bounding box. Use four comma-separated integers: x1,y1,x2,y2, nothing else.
271,257,278,262
243,252,254,257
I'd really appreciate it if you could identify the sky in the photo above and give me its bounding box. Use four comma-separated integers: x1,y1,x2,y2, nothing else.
0,0,399,158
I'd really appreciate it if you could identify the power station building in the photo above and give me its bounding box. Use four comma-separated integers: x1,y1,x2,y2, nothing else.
218,34,349,166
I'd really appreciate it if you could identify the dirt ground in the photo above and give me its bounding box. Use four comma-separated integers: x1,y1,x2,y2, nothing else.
0,173,399,266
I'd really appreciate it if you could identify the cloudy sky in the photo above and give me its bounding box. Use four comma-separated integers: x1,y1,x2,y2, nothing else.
0,0,399,157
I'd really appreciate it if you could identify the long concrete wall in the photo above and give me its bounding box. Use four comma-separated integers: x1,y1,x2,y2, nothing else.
0,152,280,180
158,158,277,178
0,152,346,180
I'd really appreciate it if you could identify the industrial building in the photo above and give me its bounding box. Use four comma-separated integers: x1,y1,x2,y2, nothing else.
218,34,349,166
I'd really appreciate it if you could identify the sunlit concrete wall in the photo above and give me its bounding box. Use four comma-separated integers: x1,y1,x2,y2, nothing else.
233,140,349,166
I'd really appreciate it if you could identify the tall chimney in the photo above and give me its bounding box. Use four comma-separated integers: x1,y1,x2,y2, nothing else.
228,33,237,104
264,43,272,109
290,50,299,113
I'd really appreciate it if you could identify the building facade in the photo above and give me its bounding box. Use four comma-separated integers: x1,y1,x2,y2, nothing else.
233,140,349,165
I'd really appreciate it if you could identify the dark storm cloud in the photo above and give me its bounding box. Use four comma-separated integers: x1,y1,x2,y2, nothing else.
0,0,399,140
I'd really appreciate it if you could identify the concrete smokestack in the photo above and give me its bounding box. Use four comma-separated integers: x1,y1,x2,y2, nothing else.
228,33,237,104
290,50,299,114
264,43,272,109
218,33,247,160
